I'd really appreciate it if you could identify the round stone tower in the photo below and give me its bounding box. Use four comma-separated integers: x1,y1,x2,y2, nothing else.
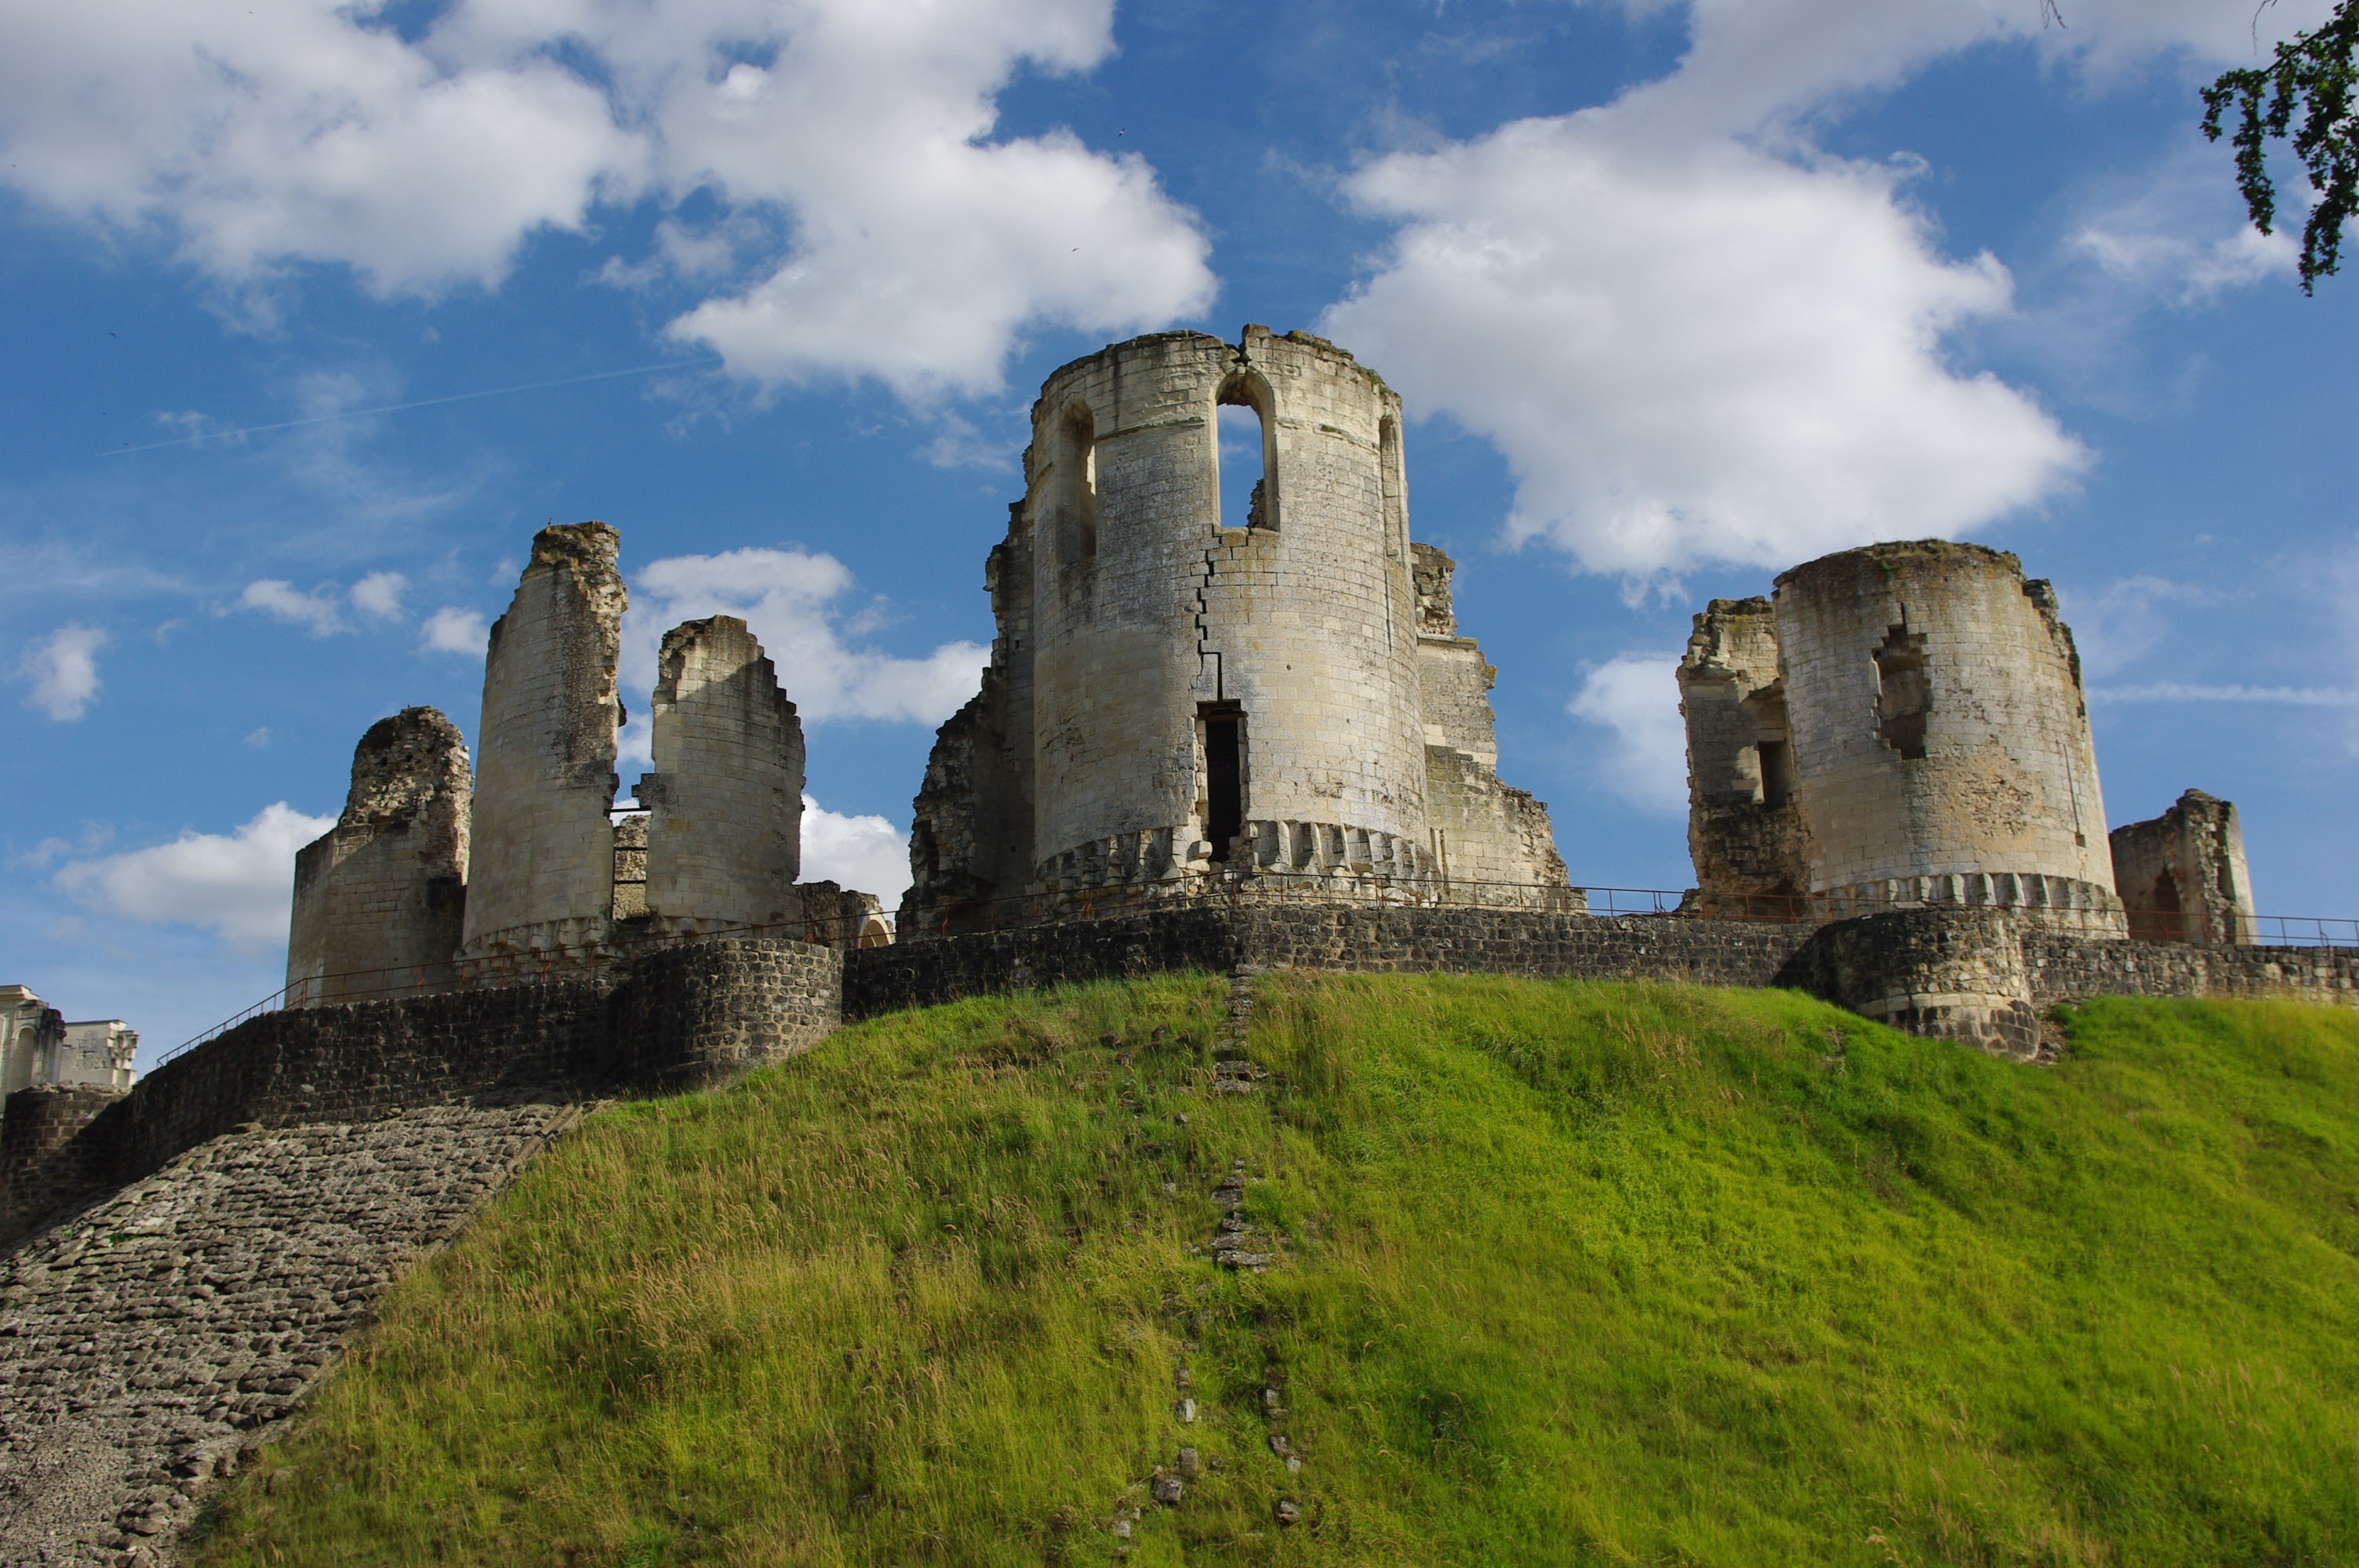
1025,326,1433,890
1773,540,2121,929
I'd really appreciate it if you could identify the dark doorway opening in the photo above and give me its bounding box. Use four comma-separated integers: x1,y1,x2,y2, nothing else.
1201,704,1244,862
1757,739,1794,808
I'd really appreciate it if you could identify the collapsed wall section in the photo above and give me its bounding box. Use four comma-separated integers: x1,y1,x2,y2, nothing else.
1676,597,1812,915
2110,789,2257,946
638,615,803,935
1412,546,1572,901
1773,541,2120,931
460,523,627,975
286,706,471,1007
906,533,1037,935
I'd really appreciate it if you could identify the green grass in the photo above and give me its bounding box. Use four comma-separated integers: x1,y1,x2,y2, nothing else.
193,975,2359,1566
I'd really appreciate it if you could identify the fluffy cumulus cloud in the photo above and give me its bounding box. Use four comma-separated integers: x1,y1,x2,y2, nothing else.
350,571,409,622
238,580,349,637
0,0,1212,397
420,607,489,656
1323,0,2337,585
53,803,335,955
19,624,107,721
623,546,988,728
801,796,912,908
1565,654,1689,814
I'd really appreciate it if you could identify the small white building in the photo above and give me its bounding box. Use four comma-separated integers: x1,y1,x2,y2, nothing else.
0,985,138,1094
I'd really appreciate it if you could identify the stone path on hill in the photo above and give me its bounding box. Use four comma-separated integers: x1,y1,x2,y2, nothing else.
0,1099,583,1566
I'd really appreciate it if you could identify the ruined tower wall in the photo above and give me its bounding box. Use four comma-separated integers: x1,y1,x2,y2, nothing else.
1773,541,2119,927
1677,598,1813,909
1025,331,1221,878
2110,789,2256,946
1411,546,1570,897
639,615,803,933
460,523,627,968
1024,328,1433,890
286,707,471,1006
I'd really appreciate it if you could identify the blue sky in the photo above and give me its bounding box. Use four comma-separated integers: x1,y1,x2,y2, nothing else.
4,0,2354,1052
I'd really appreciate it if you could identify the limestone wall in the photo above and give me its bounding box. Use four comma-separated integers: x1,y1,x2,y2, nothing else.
1022,328,1433,887
1773,542,2118,927
287,706,471,1007
2110,789,2256,946
1677,597,1813,911
639,616,804,933
460,522,627,970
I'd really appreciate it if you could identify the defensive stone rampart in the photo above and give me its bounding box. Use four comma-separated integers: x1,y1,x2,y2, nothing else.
0,938,841,1250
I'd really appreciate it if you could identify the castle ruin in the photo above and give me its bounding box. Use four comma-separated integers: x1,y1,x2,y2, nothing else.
903,327,1568,934
285,522,883,1007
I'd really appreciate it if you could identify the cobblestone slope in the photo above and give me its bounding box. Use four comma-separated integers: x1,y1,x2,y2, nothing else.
0,1100,581,1566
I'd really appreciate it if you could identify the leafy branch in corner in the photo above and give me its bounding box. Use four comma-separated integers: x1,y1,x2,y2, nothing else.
2201,0,2359,293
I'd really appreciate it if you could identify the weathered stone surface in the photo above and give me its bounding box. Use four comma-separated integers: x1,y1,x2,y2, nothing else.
0,1102,579,1566
1677,597,1812,913
904,328,1574,927
287,706,471,1007
1772,543,2121,930
639,616,803,935
461,522,627,975
2110,789,2256,946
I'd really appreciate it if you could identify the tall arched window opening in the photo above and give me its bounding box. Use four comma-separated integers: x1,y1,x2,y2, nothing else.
1056,401,1097,568
1216,376,1274,532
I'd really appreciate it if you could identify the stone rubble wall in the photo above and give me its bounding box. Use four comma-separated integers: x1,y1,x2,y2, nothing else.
1773,542,2117,918
460,522,627,968
286,706,471,1007
847,905,1820,1018
641,616,804,930
0,939,841,1251
0,1102,579,1566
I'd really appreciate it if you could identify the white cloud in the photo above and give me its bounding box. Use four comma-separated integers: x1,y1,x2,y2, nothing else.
1320,0,2343,586
238,579,347,636
1324,116,2088,586
19,624,107,721
627,546,988,724
53,803,335,956
420,606,489,655
2059,575,2211,679
0,0,1212,397
800,795,912,906
351,571,409,622
2091,682,2359,707
1565,653,1689,813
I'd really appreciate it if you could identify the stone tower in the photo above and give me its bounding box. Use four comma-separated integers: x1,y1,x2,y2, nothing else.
1681,539,2121,929
904,326,1566,932
460,522,628,971
2110,789,2256,946
287,706,472,1004
635,615,805,935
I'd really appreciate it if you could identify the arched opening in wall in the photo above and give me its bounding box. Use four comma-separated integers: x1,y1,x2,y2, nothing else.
1871,624,1931,760
1056,401,1097,568
1379,415,1406,561
1198,702,1246,862
2128,869,2185,943
1216,375,1274,532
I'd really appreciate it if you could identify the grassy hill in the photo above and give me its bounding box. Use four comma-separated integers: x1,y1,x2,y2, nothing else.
193,974,2359,1566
